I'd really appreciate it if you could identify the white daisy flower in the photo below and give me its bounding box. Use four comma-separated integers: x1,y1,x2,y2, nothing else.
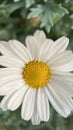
0,30,73,125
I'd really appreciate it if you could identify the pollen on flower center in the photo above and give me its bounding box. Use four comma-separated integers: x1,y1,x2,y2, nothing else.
23,60,52,88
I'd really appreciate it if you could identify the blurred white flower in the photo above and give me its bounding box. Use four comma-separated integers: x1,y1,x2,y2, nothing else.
0,30,73,125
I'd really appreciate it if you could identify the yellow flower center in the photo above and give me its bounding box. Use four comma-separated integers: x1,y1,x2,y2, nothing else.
23,60,51,88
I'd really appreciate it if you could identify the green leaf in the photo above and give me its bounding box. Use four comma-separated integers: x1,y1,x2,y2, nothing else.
27,5,44,18
25,0,35,8
28,3,68,32
51,4,68,24
45,25,51,33
21,8,27,18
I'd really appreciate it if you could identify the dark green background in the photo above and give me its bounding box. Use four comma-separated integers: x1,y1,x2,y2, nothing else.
0,0,73,130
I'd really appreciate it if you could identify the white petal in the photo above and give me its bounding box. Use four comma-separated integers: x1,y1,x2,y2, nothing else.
49,81,73,109
54,36,69,53
0,79,24,95
52,71,73,82
21,88,36,121
0,41,28,63
31,104,40,125
25,30,47,59
31,114,40,125
44,37,69,62
66,98,73,110
0,56,24,68
45,84,71,118
34,30,46,47
0,75,22,90
1,92,13,111
38,39,54,61
49,51,73,66
0,41,13,56
52,60,73,72
8,86,28,111
37,88,50,121
8,40,32,62
51,77,73,97
25,36,39,59
31,90,41,125
0,85,28,111
0,68,22,78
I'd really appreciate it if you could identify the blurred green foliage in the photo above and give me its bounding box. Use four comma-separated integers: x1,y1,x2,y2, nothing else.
0,0,73,130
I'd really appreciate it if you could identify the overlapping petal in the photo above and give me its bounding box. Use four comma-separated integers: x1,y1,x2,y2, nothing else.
37,88,50,121
45,83,72,118
21,88,36,121
39,36,69,62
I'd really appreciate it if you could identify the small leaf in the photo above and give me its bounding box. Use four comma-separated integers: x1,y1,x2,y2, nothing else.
27,5,44,18
25,0,35,8
21,8,27,18
45,25,51,33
